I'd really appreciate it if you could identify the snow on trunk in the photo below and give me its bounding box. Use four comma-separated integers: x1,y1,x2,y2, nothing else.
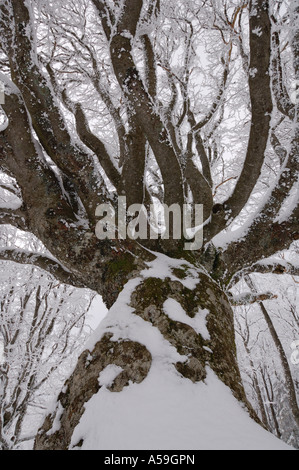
34,254,293,450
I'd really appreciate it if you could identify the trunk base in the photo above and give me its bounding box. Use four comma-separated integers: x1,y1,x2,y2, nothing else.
35,254,285,450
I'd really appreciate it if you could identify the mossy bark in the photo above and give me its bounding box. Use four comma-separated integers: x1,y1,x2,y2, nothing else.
34,334,152,450
34,257,259,450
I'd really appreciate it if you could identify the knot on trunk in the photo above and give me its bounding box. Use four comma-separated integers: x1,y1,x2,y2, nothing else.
34,261,257,450
34,333,152,450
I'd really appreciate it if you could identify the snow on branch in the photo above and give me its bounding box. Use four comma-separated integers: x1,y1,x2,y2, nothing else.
0,210,28,231
228,290,277,306
0,248,85,288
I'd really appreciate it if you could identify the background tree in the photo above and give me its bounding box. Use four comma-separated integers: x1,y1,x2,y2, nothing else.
234,259,299,448
0,262,95,449
0,0,298,449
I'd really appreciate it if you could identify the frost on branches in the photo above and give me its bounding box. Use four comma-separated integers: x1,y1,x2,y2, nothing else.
0,0,298,450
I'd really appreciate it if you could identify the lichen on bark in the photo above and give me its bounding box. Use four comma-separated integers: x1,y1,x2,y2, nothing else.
34,260,259,450
34,334,152,450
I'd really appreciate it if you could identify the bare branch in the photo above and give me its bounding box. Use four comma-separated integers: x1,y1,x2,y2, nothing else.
0,249,85,289
228,291,277,306
107,7,184,206
3,0,105,223
222,204,299,283
191,61,229,134
207,0,273,239
229,258,299,287
140,34,157,100
0,208,28,231
244,274,299,427
271,25,295,120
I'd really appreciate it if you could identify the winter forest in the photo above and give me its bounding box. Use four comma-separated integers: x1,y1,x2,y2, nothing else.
0,0,298,451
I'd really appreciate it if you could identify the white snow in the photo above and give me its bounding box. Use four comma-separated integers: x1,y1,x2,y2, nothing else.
71,364,292,450
46,403,64,436
70,265,293,451
140,251,201,289
252,26,263,36
98,365,124,388
0,337,4,365
163,298,210,340
275,178,299,224
0,117,9,133
0,72,20,97
249,67,258,78
85,277,187,366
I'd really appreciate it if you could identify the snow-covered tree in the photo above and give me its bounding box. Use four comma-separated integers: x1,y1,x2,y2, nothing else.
0,0,298,449
234,260,299,448
0,262,95,449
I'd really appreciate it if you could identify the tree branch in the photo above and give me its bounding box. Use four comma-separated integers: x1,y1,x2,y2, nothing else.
228,290,277,306
222,204,299,282
3,0,105,224
206,0,273,240
140,34,157,101
225,0,272,212
0,88,83,250
44,61,122,194
71,101,122,192
271,25,295,120
0,249,86,289
191,61,229,135
0,208,28,231
91,0,114,40
244,273,299,426
229,259,299,287
187,109,213,188
106,2,184,207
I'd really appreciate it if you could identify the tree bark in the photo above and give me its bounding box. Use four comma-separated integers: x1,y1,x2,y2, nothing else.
0,0,297,450
34,254,258,450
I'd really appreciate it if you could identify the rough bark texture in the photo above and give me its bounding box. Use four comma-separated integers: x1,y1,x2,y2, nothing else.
35,334,152,450
34,265,259,450
0,0,298,450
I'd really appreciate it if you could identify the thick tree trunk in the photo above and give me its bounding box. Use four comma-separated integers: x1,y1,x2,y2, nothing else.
0,0,297,451
34,253,258,450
